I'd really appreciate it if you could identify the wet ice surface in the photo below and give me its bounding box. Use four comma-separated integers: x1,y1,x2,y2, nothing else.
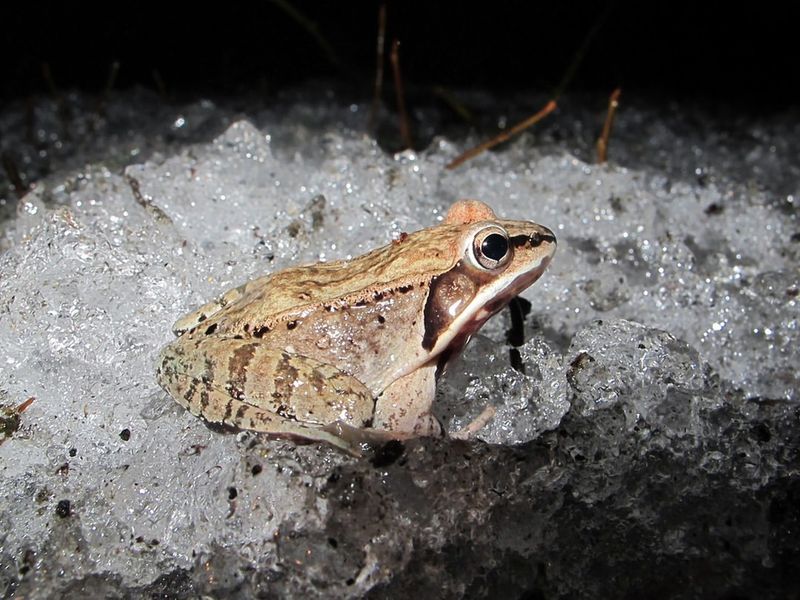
0,90,798,598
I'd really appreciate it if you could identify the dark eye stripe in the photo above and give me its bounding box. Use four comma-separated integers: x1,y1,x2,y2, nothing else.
509,232,556,249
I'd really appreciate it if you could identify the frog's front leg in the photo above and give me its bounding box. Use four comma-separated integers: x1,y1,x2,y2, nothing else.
157,336,375,454
373,364,443,436
321,365,442,447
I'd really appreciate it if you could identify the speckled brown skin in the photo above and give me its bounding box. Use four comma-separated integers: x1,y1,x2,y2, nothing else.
156,200,556,454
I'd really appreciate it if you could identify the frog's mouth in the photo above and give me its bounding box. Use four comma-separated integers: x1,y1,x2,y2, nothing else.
420,255,553,379
474,255,553,320
456,256,552,345
421,252,553,365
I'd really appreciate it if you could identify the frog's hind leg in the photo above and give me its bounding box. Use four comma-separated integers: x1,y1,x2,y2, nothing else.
157,337,375,455
186,383,360,455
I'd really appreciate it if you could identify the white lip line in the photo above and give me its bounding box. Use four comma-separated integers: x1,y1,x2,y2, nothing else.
388,254,552,383
462,256,551,323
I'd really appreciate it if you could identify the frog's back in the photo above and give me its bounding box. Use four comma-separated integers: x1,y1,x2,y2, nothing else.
171,224,465,337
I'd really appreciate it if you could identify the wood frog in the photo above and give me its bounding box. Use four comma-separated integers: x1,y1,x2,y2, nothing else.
157,200,556,454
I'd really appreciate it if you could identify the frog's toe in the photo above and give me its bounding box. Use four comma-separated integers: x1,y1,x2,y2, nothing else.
450,405,496,440
411,412,444,437
322,420,402,446
289,425,363,457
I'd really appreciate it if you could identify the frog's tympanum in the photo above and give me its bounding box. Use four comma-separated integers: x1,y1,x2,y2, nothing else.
157,200,556,454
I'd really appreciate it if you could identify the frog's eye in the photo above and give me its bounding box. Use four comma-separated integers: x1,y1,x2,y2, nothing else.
471,226,511,270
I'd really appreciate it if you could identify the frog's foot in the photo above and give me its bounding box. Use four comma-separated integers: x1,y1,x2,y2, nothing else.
234,406,363,456
194,390,362,456
450,405,496,440
160,376,363,455
322,412,443,448
410,412,444,437
322,421,404,446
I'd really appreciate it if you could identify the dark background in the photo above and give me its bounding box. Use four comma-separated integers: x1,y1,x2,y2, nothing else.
1,2,795,110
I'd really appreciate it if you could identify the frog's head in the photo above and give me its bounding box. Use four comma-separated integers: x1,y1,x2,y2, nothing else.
421,200,556,363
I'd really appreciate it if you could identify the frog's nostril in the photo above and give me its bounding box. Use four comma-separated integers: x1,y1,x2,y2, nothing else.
529,230,556,248
537,227,556,246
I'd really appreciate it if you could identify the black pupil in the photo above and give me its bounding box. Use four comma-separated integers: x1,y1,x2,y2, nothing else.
481,233,508,261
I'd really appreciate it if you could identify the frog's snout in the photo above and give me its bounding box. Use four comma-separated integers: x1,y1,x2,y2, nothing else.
527,226,557,250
